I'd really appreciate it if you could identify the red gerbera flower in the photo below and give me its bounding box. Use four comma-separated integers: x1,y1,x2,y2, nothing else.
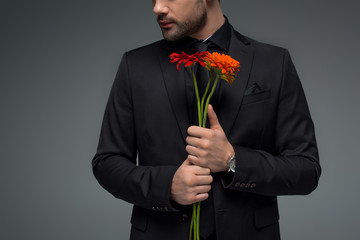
170,51,209,71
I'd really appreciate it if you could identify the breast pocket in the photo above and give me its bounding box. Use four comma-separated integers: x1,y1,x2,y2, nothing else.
242,89,271,105
232,89,272,148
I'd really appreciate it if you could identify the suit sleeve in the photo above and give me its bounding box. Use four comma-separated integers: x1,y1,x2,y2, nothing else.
222,49,321,196
92,53,179,212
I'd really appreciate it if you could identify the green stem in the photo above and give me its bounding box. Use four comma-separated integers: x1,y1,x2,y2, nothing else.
195,203,198,240
196,202,201,240
202,75,219,127
189,203,196,240
190,66,202,127
200,74,213,125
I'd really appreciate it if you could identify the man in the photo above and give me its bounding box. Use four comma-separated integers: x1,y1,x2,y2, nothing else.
92,0,321,239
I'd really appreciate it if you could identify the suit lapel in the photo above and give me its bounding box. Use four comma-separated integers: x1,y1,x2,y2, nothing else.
218,29,254,137
158,46,189,142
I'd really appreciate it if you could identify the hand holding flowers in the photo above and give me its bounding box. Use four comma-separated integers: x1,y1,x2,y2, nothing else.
186,104,235,173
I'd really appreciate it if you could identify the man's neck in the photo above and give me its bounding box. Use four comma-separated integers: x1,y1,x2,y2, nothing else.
190,7,225,40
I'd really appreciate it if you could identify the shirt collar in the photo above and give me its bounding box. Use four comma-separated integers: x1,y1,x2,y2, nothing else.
206,16,231,53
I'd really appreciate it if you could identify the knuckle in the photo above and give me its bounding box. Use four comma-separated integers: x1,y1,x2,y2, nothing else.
196,158,205,167
187,194,195,203
183,176,191,185
187,176,195,186
205,131,214,139
184,195,192,204
201,140,210,149
188,187,196,195
198,150,206,158
203,132,210,139
201,158,208,166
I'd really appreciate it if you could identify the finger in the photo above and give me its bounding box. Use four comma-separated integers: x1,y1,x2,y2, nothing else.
182,158,193,166
187,125,209,138
192,185,211,194
207,104,221,130
187,154,199,166
194,175,213,185
185,145,200,156
190,165,211,175
194,193,209,203
186,136,201,147
187,154,206,169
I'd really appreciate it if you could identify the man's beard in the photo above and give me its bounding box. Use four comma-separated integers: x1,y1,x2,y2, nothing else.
159,5,207,41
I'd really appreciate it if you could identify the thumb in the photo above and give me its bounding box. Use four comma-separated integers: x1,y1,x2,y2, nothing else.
207,104,221,130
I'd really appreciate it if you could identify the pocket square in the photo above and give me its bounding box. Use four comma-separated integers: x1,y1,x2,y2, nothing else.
244,82,261,96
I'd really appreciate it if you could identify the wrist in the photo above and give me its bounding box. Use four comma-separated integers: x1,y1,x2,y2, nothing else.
225,145,235,172
226,154,236,173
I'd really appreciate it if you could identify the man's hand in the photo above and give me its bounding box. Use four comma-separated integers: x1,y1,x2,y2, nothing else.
170,159,213,205
186,104,234,173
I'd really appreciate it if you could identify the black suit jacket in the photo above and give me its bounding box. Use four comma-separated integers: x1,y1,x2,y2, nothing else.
92,27,321,240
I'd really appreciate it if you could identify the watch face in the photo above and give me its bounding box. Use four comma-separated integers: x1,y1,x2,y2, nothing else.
230,158,236,172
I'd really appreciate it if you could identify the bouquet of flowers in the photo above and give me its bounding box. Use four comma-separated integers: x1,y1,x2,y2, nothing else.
170,50,240,240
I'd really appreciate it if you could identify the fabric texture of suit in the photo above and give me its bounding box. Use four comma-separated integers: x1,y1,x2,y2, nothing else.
92,24,321,240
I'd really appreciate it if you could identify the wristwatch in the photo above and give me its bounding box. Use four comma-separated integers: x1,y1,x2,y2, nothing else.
227,154,236,173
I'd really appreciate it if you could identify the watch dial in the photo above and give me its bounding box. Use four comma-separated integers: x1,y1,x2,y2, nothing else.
230,158,236,172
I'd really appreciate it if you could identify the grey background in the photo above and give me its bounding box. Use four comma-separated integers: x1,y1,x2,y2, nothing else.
1,0,359,239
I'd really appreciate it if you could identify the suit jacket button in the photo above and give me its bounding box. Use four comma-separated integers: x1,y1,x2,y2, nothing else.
235,182,241,188
182,214,189,222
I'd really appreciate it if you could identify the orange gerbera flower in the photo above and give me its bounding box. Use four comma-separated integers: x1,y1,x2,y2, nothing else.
170,51,209,71
204,52,240,85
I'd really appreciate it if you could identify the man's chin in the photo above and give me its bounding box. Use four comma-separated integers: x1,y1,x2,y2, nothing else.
163,35,178,42
161,29,183,42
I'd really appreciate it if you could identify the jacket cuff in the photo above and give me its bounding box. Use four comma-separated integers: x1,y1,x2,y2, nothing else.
221,145,258,192
148,165,181,212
